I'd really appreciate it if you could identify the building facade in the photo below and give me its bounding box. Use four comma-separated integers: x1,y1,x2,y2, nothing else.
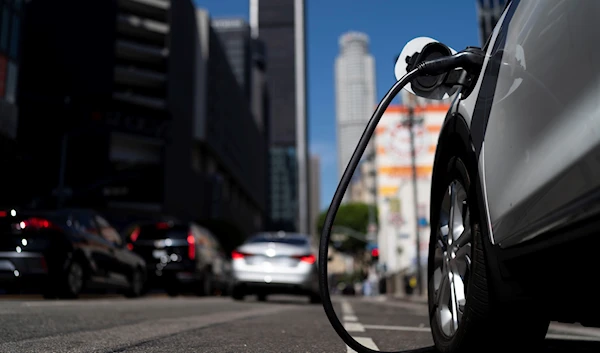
335,31,377,205
13,0,266,237
476,0,508,46
251,0,309,234
309,154,320,239
0,0,23,207
374,103,449,277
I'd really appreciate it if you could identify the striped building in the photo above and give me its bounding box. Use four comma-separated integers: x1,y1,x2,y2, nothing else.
375,103,449,275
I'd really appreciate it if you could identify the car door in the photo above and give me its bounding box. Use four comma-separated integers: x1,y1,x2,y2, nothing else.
464,1,600,247
192,225,213,271
73,211,111,279
94,214,129,283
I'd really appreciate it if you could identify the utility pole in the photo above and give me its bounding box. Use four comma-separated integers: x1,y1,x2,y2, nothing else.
408,97,423,296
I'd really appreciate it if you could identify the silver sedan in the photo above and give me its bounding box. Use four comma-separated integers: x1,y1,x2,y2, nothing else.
231,232,320,303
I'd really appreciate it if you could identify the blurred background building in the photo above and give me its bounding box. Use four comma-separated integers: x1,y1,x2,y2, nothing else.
476,0,508,46
334,32,376,205
9,0,267,237
0,0,22,206
309,154,320,240
251,0,309,234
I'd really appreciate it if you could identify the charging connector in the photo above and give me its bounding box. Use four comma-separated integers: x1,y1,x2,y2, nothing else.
318,47,485,353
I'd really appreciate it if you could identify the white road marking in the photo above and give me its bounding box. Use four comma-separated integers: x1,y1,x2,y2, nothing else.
546,333,600,341
347,337,379,353
549,323,600,338
341,301,354,315
343,315,358,322
362,324,431,332
344,322,366,332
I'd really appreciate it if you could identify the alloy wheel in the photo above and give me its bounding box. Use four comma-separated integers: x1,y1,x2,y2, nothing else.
68,262,84,295
432,180,472,337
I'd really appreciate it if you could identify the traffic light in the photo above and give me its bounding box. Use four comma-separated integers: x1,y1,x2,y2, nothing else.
371,248,379,262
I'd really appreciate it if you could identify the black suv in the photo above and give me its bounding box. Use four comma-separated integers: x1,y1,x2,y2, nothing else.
125,221,230,297
0,208,147,298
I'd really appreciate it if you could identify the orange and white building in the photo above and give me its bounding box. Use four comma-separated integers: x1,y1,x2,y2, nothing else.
375,102,450,274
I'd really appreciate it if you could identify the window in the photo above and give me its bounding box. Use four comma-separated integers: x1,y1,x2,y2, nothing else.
5,60,16,103
75,212,99,235
95,215,122,246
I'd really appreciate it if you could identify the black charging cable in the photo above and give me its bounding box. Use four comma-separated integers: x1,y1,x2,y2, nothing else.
318,49,485,353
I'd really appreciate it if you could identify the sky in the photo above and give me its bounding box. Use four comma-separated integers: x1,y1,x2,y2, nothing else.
194,0,480,211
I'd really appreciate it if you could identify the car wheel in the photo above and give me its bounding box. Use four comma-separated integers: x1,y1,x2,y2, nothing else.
309,293,322,304
429,156,549,353
257,293,267,302
125,268,144,298
232,285,245,301
61,259,85,299
196,272,213,297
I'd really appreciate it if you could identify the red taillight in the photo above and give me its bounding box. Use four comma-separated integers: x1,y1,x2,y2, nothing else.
187,233,195,260
130,227,140,242
296,254,316,264
20,217,57,230
126,227,140,251
232,250,245,259
0,210,6,217
371,248,379,257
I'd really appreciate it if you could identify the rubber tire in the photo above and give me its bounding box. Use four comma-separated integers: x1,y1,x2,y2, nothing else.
166,286,180,297
428,156,549,353
60,259,85,299
125,268,144,298
257,293,267,302
232,285,245,301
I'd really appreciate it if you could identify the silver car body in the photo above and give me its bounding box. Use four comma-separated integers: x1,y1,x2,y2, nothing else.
232,233,319,295
450,0,600,248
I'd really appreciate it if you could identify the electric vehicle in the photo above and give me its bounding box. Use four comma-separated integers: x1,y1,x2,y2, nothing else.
394,1,600,352
231,232,320,303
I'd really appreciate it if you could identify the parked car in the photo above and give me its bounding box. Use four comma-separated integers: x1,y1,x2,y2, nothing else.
125,221,229,297
231,232,320,303
392,0,600,351
0,208,146,298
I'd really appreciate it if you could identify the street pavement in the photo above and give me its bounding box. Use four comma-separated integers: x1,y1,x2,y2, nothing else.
0,294,599,352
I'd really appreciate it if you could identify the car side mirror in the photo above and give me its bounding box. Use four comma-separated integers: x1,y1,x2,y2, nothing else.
395,36,459,100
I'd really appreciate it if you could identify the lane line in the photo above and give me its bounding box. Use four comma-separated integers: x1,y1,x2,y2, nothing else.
363,324,431,333
548,323,600,338
343,315,358,322
347,337,379,353
345,322,366,332
341,301,354,315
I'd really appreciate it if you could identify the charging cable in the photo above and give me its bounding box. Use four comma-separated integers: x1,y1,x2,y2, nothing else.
318,49,485,353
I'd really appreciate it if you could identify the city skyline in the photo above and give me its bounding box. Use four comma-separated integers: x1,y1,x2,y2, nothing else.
197,0,480,211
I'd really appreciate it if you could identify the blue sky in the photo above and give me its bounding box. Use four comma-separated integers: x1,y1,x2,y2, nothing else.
194,0,480,211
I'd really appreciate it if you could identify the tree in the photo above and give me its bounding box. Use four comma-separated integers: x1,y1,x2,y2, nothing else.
316,202,378,254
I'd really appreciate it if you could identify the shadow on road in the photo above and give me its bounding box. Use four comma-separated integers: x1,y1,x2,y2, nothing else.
544,339,600,352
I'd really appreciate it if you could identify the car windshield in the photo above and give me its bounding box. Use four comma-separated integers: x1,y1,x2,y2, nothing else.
246,236,308,246
134,225,189,240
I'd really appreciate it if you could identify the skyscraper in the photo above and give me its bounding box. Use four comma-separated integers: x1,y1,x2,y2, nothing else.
335,32,376,204
476,0,508,46
250,0,309,234
309,154,320,239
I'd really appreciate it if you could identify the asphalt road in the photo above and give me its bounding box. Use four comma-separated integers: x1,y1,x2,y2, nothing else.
0,294,600,352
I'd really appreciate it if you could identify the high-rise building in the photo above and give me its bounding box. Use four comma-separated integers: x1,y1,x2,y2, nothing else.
13,0,266,236
476,0,508,46
250,0,309,234
335,31,376,204
211,18,252,99
0,0,23,206
309,154,320,239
